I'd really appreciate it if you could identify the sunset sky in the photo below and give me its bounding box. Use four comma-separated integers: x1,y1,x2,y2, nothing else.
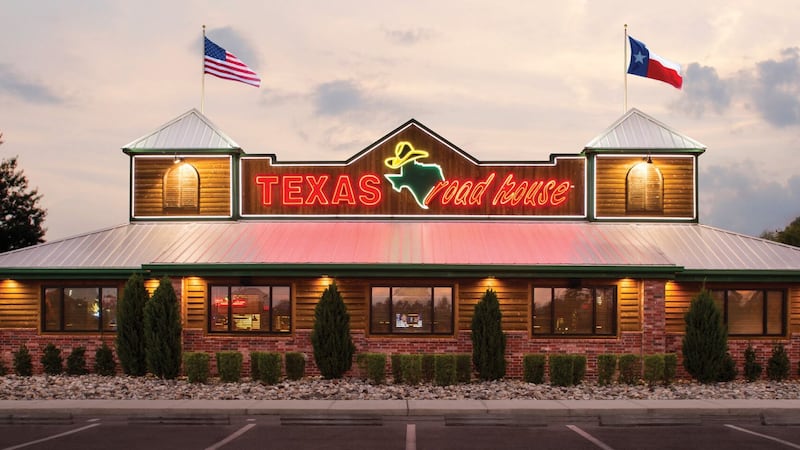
1,0,798,241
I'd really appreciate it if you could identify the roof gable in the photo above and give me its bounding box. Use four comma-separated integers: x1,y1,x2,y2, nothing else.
123,109,241,153
584,108,706,153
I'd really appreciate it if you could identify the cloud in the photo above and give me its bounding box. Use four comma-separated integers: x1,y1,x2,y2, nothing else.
672,63,731,116
751,47,800,127
203,26,262,70
383,27,435,46
313,80,365,116
0,64,63,104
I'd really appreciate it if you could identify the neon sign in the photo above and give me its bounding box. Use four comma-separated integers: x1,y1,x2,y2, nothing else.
255,174,382,207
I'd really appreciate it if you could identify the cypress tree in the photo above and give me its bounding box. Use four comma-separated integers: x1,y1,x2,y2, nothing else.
143,277,182,379
471,288,506,380
682,289,728,383
116,273,148,376
310,282,355,379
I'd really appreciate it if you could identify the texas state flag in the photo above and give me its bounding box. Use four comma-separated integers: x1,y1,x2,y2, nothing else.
627,36,683,89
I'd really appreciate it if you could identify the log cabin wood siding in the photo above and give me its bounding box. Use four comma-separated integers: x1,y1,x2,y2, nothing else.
0,280,38,328
133,157,231,217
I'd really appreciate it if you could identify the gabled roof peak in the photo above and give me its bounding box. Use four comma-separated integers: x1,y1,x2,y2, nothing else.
123,108,241,154
584,108,706,154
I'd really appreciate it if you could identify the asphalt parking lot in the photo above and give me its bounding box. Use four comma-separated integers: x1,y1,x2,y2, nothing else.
3,415,800,450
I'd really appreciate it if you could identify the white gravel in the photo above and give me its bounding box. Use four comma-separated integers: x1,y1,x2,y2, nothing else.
1,375,799,401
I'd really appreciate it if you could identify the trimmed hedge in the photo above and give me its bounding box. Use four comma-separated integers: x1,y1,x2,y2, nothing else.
523,354,546,384
401,354,422,385
391,354,403,383
618,354,641,385
572,355,587,385
357,353,387,384
285,352,305,381
434,354,457,386
455,354,472,383
421,354,435,383
548,355,574,387
183,352,210,383
41,343,63,375
94,343,116,376
216,352,243,383
254,352,282,385
66,347,88,376
663,353,677,385
643,354,665,387
597,354,617,386
13,344,32,376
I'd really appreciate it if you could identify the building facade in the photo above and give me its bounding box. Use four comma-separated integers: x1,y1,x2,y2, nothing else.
2,108,799,378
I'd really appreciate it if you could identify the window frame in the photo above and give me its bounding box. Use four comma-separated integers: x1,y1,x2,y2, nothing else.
532,286,617,336
42,286,118,332
208,284,292,334
710,289,786,337
369,285,454,335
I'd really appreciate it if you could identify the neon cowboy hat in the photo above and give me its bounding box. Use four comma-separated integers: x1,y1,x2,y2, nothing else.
384,141,430,169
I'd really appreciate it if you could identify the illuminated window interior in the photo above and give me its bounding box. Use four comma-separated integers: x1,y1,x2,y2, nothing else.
209,285,291,333
163,162,200,210
43,286,117,332
710,289,785,336
532,286,616,336
370,286,453,335
626,160,663,213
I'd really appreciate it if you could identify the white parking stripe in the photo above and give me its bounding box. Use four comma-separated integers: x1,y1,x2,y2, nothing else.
406,423,417,450
725,424,800,449
2,423,101,450
204,423,257,450
566,424,616,450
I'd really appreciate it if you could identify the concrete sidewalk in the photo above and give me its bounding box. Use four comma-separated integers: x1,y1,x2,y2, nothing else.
3,399,800,422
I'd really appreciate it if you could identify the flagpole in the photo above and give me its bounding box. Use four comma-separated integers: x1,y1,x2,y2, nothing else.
624,24,628,112
201,25,206,114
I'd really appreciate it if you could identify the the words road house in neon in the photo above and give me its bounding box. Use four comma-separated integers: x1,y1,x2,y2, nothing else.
254,142,575,210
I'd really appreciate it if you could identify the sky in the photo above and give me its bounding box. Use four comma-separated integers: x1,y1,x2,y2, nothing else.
1,0,798,242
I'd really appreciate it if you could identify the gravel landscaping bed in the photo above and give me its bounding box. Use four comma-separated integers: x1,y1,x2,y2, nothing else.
2,375,800,401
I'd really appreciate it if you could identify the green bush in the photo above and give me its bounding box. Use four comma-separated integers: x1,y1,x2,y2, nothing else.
390,354,403,383
597,354,617,386
256,352,282,385
250,352,264,381
216,352,243,383
471,289,506,381
767,343,790,381
421,354,435,383
455,354,472,383
144,277,182,379
66,347,88,375
743,344,762,382
571,355,586,385
718,352,738,382
357,353,386,384
41,343,63,375
285,352,305,381
663,353,678,385
682,290,728,383
549,354,574,387
401,354,422,385
311,282,355,379
183,352,210,383
643,354,665,387
523,354,546,384
618,354,641,385
433,354,457,386
117,273,148,376
13,344,33,376
94,343,116,376
0,358,7,376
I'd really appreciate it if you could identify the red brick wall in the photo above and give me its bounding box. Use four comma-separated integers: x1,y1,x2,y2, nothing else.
0,329,116,374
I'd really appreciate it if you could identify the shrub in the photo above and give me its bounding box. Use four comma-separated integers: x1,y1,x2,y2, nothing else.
250,352,265,381
311,282,355,379
597,354,617,386
94,343,116,376
549,354,574,387
183,352,210,383
144,277,182,379
357,353,386,384
390,354,403,383
41,343,63,375
572,355,587,385
618,354,641,385
66,347,88,375
13,344,33,376
455,354,472,383
256,352,282,385
767,343,790,381
471,289,506,381
643,354,665,387
682,290,728,383
718,352,738,382
663,353,678,385
523,354,546,384
421,354,435,383
0,358,6,376
117,273,148,376
217,352,243,383
743,344,762,382
285,352,305,381
434,354,457,386
401,354,422,385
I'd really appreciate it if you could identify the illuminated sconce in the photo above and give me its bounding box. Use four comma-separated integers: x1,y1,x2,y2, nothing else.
320,275,332,286
173,155,184,164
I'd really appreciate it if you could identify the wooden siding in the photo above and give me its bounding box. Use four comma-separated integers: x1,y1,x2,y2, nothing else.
294,278,368,331
133,157,231,217
185,277,207,329
595,156,695,218
458,279,529,331
618,278,641,332
791,286,800,333
0,280,39,328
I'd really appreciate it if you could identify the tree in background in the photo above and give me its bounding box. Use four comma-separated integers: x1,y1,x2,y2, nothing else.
761,216,800,247
682,290,729,383
143,277,182,379
0,133,47,252
471,288,506,380
311,282,355,379
116,273,149,376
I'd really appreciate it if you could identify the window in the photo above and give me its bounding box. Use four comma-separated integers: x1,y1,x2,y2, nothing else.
370,286,453,335
210,285,291,333
43,287,117,332
532,287,616,336
163,162,199,211
626,160,663,213
710,289,785,336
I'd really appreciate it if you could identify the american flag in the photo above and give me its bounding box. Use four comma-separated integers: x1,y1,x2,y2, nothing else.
204,37,261,87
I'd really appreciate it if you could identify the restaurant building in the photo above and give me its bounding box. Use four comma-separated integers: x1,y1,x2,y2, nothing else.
2,108,800,378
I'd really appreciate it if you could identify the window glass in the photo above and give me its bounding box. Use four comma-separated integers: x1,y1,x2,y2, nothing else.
44,288,61,331
553,288,593,334
371,287,391,333
533,286,617,336
369,286,454,335
532,287,552,334
64,288,100,331
766,291,784,335
595,287,615,335
272,286,291,332
210,286,230,332
727,290,763,335
230,286,269,332
209,285,291,333
393,287,431,334
101,288,118,331
433,287,453,334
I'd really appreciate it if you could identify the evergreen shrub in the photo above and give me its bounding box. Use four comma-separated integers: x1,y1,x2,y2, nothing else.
549,354,574,387
390,354,403,383
718,352,738,382
357,353,386,384
455,354,472,383
434,354,457,386
523,354,546,384
216,352,243,383
285,352,305,381
94,343,116,376
682,290,728,383
643,354,665,387
311,282,355,379
597,354,617,386
743,344,762,382
143,277,182,379
41,343,63,375
471,289,506,381
250,352,265,381
66,347,87,375
116,273,148,376
0,359,6,376
663,353,678,385
571,355,586,385
13,344,33,376
767,343,790,381
183,352,210,384
421,354,435,382
401,354,422,385
618,354,641,385
256,352,282,385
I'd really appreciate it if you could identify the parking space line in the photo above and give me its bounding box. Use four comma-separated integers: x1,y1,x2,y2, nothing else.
725,424,800,449
566,424,615,450
204,423,257,450
2,423,101,450
406,423,416,450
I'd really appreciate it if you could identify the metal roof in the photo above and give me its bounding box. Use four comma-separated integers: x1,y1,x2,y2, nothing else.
2,222,799,278
122,109,241,152
584,108,706,152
